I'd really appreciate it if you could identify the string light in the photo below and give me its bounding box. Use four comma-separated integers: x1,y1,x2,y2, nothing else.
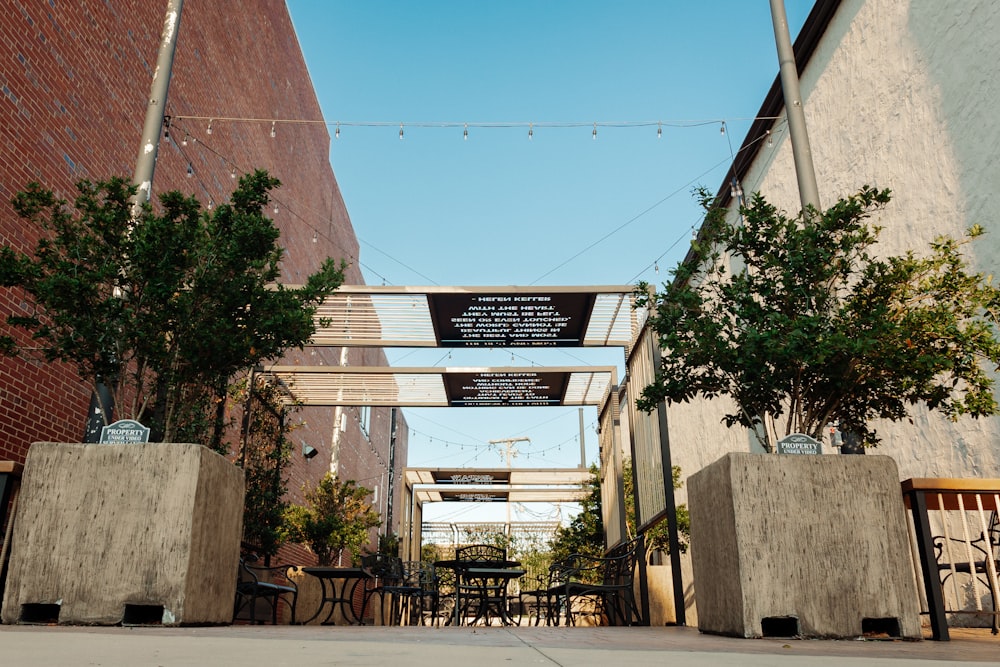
186,163,193,178
592,123,597,140
230,167,236,179
720,121,726,136
399,123,404,140
312,231,318,243
654,261,659,274
181,131,189,146
766,129,773,147
270,121,276,138
335,123,340,139
463,123,468,141
657,122,662,139
528,123,533,140
206,119,213,135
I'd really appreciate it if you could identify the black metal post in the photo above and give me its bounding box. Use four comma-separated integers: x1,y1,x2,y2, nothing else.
908,490,949,640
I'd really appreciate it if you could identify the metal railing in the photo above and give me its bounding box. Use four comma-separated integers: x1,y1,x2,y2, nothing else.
902,478,1000,640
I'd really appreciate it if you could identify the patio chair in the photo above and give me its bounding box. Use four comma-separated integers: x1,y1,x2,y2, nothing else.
558,533,645,626
233,556,298,625
424,562,456,626
359,553,403,624
454,544,509,625
379,560,426,625
934,511,1000,634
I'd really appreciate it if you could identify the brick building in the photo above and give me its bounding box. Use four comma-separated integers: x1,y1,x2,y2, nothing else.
0,0,406,562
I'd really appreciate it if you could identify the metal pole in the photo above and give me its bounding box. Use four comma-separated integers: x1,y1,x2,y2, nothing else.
84,0,184,442
769,0,821,213
578,407,587,468
131,0,185,217
385,407,397,538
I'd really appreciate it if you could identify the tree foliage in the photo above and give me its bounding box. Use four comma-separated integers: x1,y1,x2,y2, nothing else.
636,187,1000,449
549,464,604,564
281,473,381,566
549,461,690,566
0,171,344,445
238,377,292,558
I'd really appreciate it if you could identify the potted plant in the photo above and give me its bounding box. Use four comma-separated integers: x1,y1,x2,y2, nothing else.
637,187,1000,638
0,172,344,625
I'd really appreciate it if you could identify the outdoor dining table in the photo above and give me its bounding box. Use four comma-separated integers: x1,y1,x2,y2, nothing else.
300,567,372,625
434,559,524,626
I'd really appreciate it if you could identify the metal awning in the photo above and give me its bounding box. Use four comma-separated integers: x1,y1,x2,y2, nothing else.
308,285,641,349
405,467,592,504
261,365,614,407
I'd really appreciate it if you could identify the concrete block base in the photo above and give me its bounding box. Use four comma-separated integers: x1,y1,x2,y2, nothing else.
1,443,244,625
688,452,921,639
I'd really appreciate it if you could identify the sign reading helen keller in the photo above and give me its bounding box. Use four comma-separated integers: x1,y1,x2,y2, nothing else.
429,292,595,347
99,419,150,444
776,433,823,455
443,371,568,407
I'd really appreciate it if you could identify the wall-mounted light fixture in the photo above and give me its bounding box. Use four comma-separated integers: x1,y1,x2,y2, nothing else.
302,443,318,459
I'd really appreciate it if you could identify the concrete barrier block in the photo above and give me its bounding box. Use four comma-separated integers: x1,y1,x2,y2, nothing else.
1,443,244,625
688,452,921,638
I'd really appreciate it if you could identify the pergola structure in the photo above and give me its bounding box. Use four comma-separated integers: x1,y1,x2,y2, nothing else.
259,285,685,624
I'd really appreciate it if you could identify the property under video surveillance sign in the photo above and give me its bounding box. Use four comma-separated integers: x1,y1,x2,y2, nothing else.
429,292,594,347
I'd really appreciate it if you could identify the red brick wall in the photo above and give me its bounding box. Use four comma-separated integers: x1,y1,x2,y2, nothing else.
0,0,406,555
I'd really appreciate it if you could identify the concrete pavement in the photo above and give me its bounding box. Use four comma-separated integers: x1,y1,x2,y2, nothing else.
1,624,998,666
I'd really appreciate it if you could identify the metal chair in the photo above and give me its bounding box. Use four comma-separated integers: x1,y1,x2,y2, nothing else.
233,556,298,624
557,533,645,626
934,511,1000,634
359,553,403,624
454,544,509,625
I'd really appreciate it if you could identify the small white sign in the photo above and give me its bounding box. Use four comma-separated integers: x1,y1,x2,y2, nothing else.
776,433,822,455
99,419,150,444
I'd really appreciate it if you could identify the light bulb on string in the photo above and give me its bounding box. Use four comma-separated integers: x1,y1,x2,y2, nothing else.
463,123,468,141
335,123,340,139
657,122,662,139
230,167,236,179
654,261,659,275
186,163,193,178
592,123,597,140
181,131,189,146
528,123,533,140
766,130,773,147
719,121,726,136
312,231,318,243
399,123,404,140
206,119,213,135
273,204,279,215
270,121,276,139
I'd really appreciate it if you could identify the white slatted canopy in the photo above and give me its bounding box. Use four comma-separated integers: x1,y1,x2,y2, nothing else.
308,285,640,349
261,366,614,407
405,467,592,504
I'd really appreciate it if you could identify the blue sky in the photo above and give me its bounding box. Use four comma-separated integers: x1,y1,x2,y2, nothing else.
285,1,812,522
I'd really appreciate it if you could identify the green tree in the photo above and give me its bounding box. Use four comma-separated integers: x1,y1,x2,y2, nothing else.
0,171,344,446
637,187,1000,449
238,377,293,559
623,459,689,555
549,464,604,563
281,473,381,566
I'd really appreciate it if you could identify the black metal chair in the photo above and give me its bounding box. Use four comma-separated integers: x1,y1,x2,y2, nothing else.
454,544,509,625
233,556,298,624
359,553,403,624
379,560,427,625
557,533,645,626
934,511,1000,634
